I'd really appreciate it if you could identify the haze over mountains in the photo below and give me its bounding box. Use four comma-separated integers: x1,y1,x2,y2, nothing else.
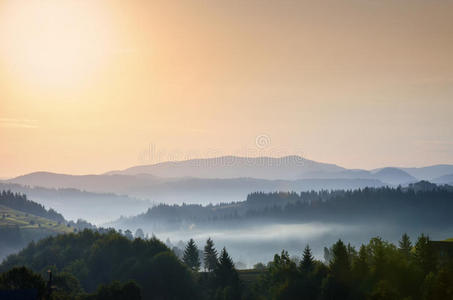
0,183,150,224
3,156,453,224
9,156,453,184
106,156,342,179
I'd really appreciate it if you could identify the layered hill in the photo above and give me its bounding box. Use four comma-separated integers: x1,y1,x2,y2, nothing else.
105,156,345,180
5,156,453,223
370,167,417,185
433,173,453,185
0,205,71,234
106,156,453,182
401,165,453,181
0,191,74,260
111,181,453,233
6,173,385,206
0,183,151,224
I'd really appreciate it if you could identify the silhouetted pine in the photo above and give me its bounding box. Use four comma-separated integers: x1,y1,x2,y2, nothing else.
214,247,242,299
203,237,218,272
183,238,201,272
399,233,412,259
352,244,369,280
300,245,315,272
323,239,352,299
330,239,351,277
415,234,436,274
217,247,234,272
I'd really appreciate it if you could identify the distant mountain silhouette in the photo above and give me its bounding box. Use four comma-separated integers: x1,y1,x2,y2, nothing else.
105,156,345,180
105,156,452,182
400,165,453,180
6,156,453,218
6,173,385,206
9,172,162,193
432,173,453,185
0,182,150,224
371,167,417,185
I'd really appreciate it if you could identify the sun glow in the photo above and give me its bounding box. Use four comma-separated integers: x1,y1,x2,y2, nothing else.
1,0,453,178
0,0,114,90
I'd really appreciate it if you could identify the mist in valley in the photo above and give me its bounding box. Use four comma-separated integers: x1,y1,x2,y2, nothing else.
2,0,453,298
110,220,452,268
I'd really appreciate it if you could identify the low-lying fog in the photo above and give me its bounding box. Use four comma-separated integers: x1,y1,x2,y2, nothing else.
146,222,453,268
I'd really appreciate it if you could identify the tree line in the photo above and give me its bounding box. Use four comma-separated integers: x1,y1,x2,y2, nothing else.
1,229,452,299
116,181,453,230
0,190,65,223
0,229,241,300
252,233,453,300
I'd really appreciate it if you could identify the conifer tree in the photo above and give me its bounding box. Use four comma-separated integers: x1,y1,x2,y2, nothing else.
399,233,412,258
330,239,351,277
300,244,315,272
215,247,241,295
218,247,235,271
352,244,369,280
323,239,352,299
203,237,218,272
414,234,435,275
183,238,201,272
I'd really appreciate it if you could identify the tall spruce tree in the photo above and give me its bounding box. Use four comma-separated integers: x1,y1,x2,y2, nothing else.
218,247,235,272
399,233,412,259
183,238,201,272
330,240,351,276
328,239,351,298
215,247,241,298
300,245,315,272
203,237,218,272
414,234,436,275
352,244,369,280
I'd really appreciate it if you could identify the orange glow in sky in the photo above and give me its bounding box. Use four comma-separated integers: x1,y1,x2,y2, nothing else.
1,0,453,177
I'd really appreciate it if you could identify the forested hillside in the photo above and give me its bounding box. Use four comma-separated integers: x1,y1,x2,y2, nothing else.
0,190,93,260
0,205,73,262
113,182,453,231
0,183,150,223
0,230,240,299
0,190,64,223
0,230,452,300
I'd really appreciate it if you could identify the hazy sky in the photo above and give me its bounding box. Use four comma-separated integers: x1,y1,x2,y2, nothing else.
1,0,453,177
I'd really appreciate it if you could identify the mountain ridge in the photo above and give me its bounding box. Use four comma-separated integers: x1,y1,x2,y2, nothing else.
9,156,453,182
105,155,346,180
4,156,453,220
8,156,453,190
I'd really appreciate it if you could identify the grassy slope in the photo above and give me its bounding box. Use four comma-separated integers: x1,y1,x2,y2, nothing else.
0,205,73,234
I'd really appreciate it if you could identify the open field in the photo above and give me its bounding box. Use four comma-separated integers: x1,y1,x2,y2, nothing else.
0,205,73,234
